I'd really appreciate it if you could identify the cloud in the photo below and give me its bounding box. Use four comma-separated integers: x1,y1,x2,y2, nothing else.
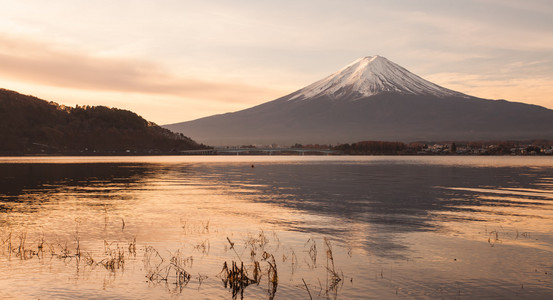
476,0,553,16
0,34,280,104
426,72,553,109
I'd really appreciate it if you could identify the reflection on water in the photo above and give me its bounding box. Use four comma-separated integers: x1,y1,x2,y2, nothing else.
1,156,553,299
0,163,150,212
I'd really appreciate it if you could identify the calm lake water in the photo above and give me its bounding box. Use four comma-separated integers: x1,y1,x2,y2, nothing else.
1,156,553,299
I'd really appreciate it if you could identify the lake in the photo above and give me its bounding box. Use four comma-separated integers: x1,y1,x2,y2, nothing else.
1,156,553,299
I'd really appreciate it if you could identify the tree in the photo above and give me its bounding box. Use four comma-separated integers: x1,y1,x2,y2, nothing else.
451,142,457,153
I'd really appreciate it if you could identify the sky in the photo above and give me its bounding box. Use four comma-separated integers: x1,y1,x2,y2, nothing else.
1,0,552,124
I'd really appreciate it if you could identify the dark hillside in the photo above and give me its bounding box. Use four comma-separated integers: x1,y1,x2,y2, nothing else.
0,89,206,154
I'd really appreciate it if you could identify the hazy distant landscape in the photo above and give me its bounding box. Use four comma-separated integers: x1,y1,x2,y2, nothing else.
3,56,553,156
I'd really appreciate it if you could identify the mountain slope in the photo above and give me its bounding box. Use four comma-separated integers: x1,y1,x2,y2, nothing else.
164,56,553,145
0,89,205,153
288,56,464,100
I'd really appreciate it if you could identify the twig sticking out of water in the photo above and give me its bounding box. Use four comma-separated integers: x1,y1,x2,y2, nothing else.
2,232,53,260
267,254,278,299
245,230,269,251
103,205,108,229
488,230,500,247
143,246,194,291
197,273,208,287
227,237,242,262
128,237,137,256
253,261,262,283
193,239,210,256
202,220,210,234
144,246,168,282
100,244,125,271
305,238,317,269
290,250,298,275
74,229,81,260
219,261,256,299
170,250,192,287
324,238,342,293
302,278,313,300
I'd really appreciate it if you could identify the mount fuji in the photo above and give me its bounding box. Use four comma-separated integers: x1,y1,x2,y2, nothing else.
165,56,553,145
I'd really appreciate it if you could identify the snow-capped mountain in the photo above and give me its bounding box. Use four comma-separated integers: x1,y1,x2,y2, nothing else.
288,55,464,101
165,56,553,146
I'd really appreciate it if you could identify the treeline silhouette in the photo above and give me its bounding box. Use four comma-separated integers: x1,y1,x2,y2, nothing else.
0,89,207,154
334,141,407,154
295,140,553,155
333,140,553,155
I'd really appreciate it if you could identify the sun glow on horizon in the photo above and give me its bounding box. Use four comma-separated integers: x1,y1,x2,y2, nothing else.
0,0,552,123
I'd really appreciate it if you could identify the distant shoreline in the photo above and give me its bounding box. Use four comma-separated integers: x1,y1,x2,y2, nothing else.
1,152,551,157
3,141,553,156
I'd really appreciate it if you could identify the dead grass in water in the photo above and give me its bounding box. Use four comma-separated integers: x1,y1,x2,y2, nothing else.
1,224,350,299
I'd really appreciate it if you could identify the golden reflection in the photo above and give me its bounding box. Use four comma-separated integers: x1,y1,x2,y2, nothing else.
2,157,553,298
432,191,553,253
441,187,553,199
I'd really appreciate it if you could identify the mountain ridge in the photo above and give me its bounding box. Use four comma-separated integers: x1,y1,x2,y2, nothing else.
162,55,553,146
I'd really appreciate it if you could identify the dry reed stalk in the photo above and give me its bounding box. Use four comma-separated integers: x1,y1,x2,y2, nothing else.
302,278,313,300
305,238,317,269
219,260,256,299
324,238,342,293
267,254,278,299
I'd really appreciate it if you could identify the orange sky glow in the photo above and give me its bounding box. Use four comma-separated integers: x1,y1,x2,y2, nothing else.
1,0,552,124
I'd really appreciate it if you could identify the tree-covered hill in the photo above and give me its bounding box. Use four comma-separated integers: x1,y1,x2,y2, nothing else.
0,89,207,154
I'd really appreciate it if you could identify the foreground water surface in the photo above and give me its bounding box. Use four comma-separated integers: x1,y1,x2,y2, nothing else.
1,156,553,299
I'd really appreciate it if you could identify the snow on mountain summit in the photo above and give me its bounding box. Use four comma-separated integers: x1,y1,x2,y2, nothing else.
289,55,464,101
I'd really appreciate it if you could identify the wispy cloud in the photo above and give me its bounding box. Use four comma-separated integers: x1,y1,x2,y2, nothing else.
0,34,280,104
426,72,553,109
1,1,552,122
